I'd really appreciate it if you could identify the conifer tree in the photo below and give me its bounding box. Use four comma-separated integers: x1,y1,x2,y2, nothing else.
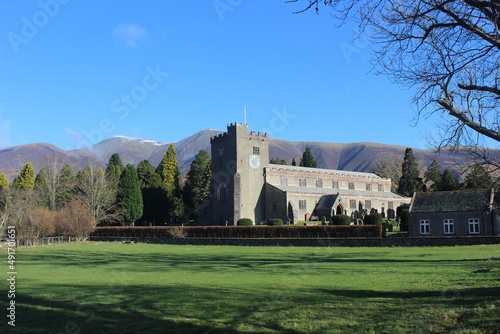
18,162,35,190
137,160,167,225
424,159,441,191
300,147,317,168
438,169,460,191
106,153,125,181
117,164,143,225
0,173,8,189
183,150,211,220
397,148,422,197
157,145,183,222
157,145,181,193
464,165,493,190
291,158,297,166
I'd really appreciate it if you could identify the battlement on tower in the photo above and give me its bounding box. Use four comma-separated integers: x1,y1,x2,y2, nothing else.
210,122,269,143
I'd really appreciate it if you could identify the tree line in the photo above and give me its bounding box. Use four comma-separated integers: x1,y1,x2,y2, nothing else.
375,148,497,197
0,145,212,243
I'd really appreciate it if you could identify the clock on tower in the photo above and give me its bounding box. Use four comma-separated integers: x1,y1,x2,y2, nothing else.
249,154,260,169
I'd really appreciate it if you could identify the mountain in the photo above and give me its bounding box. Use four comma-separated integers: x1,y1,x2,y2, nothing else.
0,129,476,181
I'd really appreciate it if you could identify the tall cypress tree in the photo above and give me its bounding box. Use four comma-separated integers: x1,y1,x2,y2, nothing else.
397,148,422,196
157,145,183,222
137,160,167,225
157,144,181,193
18,162,35,190
117,163,143,225
301,147,317,168
106,153,125,181
183,150,211,220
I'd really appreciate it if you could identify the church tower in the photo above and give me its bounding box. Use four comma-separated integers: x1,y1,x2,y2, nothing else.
205,122,269,225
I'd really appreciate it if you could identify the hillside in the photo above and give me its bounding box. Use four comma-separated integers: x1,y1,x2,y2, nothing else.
0,129,473,181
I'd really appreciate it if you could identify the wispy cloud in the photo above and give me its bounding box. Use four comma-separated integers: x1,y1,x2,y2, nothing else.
113,23,149,47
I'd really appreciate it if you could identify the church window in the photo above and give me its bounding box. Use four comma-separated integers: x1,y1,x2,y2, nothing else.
378,184,384,192
332,180,339,189
348,182,355,190
366,183,372,191
315,179,323,188
349,199,357,209
299,178,307,187
253,146,260,155
365,200,372,210
217,183,227,201
299,200,307,210
280,176,288,186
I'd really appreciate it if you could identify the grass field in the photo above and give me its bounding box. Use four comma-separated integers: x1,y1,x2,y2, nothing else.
1,242,499,333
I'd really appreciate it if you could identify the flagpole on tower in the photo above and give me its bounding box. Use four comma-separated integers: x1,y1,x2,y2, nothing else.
244,104,247,125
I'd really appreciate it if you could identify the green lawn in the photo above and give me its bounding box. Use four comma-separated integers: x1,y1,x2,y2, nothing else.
1,243,499,333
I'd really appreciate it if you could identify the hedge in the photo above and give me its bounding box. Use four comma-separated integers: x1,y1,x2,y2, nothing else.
237,218,254,226
91,225,384,239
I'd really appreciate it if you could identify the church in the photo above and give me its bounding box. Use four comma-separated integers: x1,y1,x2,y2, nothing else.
200,122,411,225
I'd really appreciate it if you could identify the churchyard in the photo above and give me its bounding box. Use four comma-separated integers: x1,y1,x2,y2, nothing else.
1,243,499,333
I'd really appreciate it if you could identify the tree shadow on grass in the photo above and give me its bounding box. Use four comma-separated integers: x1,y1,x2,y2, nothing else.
0,284,306,334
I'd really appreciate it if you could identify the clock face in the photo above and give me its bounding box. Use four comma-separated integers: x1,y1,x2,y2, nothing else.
249,154,260,169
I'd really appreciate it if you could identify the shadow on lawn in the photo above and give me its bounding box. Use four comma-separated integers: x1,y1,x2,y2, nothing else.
319,286,500,304
0,284,306,334
19,249,500,272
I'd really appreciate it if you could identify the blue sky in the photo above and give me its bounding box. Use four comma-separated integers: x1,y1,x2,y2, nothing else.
1,0,443,151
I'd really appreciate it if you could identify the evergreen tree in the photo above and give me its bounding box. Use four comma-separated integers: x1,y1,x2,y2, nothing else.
438,169,460,191
464,165,493,190
424,159,441,191
137,160,167,225
18,162,35,190
270,158,287,165
301,147,317,168
106,153,125,181
0,172,8,189
157,145,183,222
291,158,297,166
117,164,143,225
397,148,422,196
183,150,211,220
157,144,181,193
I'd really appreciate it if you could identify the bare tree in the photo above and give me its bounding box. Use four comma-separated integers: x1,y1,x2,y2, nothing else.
288,0,500,155
75,165,121,226
35,155,75,211
370,154,404,192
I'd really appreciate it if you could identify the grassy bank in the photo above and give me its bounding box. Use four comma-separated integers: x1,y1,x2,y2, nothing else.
1,243,499,333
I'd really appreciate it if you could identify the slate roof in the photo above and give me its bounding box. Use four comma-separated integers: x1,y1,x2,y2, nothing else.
410,189,494,213
315,194,339,211
269,184,407,199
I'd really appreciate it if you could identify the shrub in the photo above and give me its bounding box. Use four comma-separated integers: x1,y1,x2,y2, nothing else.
331,214,351,225
268,218,283,226
364,213,383,225
237,218,254,226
